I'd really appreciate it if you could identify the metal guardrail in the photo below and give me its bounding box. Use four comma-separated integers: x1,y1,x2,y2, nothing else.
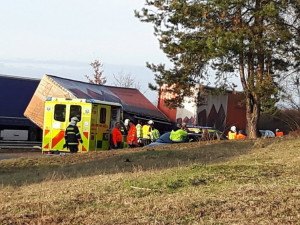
0,141,42,153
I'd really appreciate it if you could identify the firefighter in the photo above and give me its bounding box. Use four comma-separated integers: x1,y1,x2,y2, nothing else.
228,126,237,140
127,120,138,148
112,121,123,149
64,117,83,153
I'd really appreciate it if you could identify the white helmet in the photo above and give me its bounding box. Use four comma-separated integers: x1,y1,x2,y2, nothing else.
230,126,236,132
148,120,154,125
124,119,130,126
71,117,79,123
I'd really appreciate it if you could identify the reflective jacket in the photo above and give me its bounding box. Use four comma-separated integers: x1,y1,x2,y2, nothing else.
150,129,160,141
142,125,151,139
136,124,143,138
127,124,138,145
228,131,237,140
112,127,122,146
236,133,246,139
65,125,82,146
170,129,188,142
276,131,283,136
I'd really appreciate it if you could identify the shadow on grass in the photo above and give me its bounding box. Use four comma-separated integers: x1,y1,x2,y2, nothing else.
0,141,254,187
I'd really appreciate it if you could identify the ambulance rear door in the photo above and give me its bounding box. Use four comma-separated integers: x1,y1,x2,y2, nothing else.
95,104,111,150
43,102,67,152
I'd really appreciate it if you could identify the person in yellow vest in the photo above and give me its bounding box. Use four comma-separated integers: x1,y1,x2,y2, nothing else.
142,120,153,145
136,120,143,146
236,130,247,139
136,120,143,138
170,123,188,143
150,126,160,142
227,126,237,140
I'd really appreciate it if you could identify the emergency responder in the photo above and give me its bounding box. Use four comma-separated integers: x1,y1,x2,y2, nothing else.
150,126,160,142
170,123,188,142
112,122,123,149
136,120,143,146
64,117,83,153
236,130,247,139
228,126,237,140
142,120,153,145
275,129,284,137
136,120,143,138
127,120,138,148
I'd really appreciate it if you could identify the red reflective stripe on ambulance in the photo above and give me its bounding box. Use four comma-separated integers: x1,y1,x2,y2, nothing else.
82,146,87,152
44,143,49,149
83,132,89,139
51,131,65,148
44,129,50,136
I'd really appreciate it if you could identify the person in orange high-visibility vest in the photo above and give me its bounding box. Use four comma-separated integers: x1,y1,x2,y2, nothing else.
127,120,138,148
236,130,247,139
227,126,237,140
275,129,284,137
112,122,123,149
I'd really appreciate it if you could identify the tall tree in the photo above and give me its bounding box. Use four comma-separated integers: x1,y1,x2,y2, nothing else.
136,0,300,138
85,60,106,85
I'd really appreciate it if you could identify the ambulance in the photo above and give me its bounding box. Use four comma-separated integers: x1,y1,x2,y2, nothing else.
42,97,126,154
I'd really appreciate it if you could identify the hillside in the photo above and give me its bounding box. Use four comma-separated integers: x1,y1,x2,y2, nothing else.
0,137,300,224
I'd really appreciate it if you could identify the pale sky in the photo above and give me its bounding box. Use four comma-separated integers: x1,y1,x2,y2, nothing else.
0,0,170,102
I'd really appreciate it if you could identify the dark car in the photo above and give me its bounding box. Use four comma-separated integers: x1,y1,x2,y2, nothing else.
146,129,226,147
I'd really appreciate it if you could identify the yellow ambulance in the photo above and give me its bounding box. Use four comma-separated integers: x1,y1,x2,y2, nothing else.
42,97,126,154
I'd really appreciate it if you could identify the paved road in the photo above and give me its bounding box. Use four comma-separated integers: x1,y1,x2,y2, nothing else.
0,152,42,161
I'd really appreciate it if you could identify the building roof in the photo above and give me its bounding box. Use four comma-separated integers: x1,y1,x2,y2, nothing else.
47,75,169,122
0,74,40,126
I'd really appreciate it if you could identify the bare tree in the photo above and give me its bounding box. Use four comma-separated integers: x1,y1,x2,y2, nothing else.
279,73,300,111
85,60,106,85
112,71,141,90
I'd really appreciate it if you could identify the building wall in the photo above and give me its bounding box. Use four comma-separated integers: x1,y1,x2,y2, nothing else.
176,95,197,125
158,87,247,131
157,88,177,123
226,93,247,131
197,94,228,129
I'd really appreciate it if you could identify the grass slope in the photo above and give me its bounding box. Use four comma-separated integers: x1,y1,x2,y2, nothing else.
0,137,300,224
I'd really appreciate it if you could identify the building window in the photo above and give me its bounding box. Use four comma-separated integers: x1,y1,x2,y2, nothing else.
69,105,82,122
54,104,66,122
99,108,106,124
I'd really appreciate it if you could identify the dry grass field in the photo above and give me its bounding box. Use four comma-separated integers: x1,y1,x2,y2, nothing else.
0,136,300,224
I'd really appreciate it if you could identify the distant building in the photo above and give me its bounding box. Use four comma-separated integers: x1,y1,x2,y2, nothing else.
0,74,41,141
25,74,170,132
158,84,247,131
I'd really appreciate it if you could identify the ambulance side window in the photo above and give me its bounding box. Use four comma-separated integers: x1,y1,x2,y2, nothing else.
54,104,66,122
99,108,106,124
69,105,82,122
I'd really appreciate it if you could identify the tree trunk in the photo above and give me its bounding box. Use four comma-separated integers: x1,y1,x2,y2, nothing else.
246,94,260,139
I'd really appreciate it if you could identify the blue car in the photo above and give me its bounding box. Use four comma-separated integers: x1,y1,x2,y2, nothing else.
147,132,173,146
